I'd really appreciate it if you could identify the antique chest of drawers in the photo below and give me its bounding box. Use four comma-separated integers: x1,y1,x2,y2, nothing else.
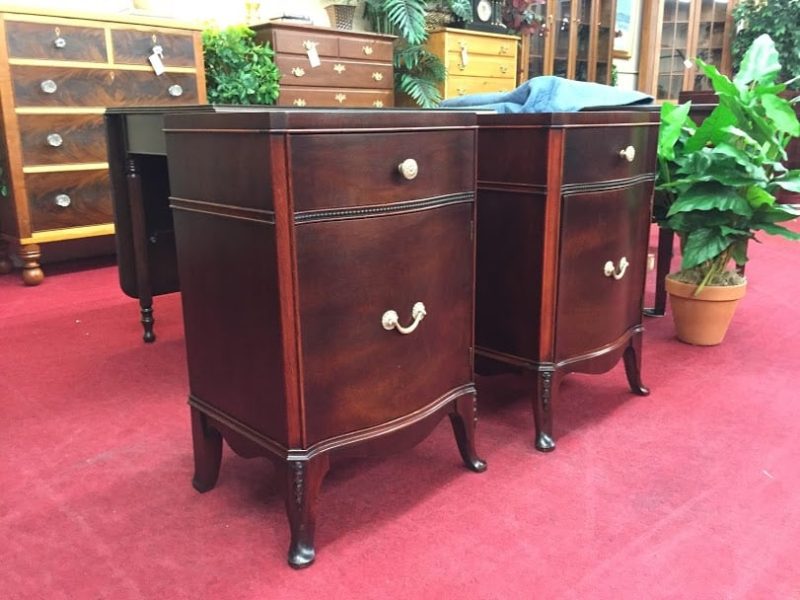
163,108,485,567
474,111,660,451
0,7,206,284
425,28,519,99
252,23,395,109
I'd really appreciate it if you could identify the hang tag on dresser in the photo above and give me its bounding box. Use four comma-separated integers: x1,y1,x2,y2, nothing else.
304,41,321,68
149,45,165,76
460,46,469,67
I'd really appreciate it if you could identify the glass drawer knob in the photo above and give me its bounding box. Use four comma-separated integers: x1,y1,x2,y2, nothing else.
46,133,63,147
55,193,71,208
40,79,58,94
54,36,66,49
168,84,183,97
397,158,418,180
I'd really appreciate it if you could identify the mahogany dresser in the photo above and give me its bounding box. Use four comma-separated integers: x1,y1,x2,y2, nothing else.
474,111,660,451
0,7,206,284
425,28,519,100
163,108,486,568
252,22,395,108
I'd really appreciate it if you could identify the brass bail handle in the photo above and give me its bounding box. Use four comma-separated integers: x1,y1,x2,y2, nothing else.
382,302,427,335
604,256,630,280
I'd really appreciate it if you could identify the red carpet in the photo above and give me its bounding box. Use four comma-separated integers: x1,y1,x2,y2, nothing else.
1,224,799,599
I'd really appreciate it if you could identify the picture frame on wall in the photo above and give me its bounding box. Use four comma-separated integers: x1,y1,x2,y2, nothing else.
613,0,635,59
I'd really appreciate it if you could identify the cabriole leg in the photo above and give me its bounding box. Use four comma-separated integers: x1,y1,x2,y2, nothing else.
533,369,557,452
449,394,487,473
282,455,330,569
190,406,222,493
623,334,650,396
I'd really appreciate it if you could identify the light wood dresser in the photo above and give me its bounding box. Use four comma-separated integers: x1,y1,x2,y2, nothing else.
425,27,519,100
252,22,395,109
0,7,206,284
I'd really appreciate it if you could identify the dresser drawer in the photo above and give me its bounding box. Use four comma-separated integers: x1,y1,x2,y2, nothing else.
111,28,196,68
445,54,515,79
338,35,393,62
18,114,107,165
26,169,112,231
446,74,516,97
275,56,392,89
444,31,516,58
289,130,475,211
555,182,652,360
4,20,106,62
259,27,339,57
11,65,199,107
562,125,658,184
296,201,474,444
277,87,392,108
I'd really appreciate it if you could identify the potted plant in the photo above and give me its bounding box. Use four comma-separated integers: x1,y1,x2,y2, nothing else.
656,34,800,345
324,0,358,31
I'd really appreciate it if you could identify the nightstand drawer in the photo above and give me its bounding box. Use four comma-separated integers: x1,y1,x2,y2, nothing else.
4,20,106,62
289,130,475,211
261,26,339,57
275,56,392,89
26,169,112,231
277,87,392,108
111,28,196,68
18,114,106,166
562,125,658,184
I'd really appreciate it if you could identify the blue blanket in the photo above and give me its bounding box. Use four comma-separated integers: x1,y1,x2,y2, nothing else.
440,76,654,113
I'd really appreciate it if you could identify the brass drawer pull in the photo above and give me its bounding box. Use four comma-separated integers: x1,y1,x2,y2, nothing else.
168,84,183,97
397,158,418,180
604,257,629,280
46,133,63,147
382,302,427,335
293,98,307,107
40,79,58,94
499,65,509,74
334,93,347,103
619,145,636,162
54,193,71,208
373,100,384,108
362,44,374,56
333,63,346,74
302,40,318,51
456,88,466,96
499,45,510,55
372,71,384,81
292,67,306,77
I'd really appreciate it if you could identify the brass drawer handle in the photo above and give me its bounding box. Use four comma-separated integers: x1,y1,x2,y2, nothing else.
382,302,427,335
499,45,510,55
362,44,374,56
54,193,71,208
46,133,63,147
373,100,384,108
619,145,636,162
168,84,183,97
293,98,307,107
302,40,318,51
334,93,347,104
604,257,630,280
456,88,466,96
40,79,58,94
499,65,509,74
333,63,346,74
397,158,418,180
292,67,306,77
372,71,384,81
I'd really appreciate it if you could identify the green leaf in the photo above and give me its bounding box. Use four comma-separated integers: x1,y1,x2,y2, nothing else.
761,94,800,137
683,104,736,152
734,33,782,86
745,186,775,208
667,182,754,218
680,227,733,270
774,170,800,192
658,101,693,159
755,223,800,240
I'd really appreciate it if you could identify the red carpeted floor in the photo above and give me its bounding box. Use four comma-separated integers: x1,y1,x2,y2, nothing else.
1,224,799,599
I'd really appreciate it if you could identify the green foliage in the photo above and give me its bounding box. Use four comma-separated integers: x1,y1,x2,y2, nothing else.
656,34,800,293
732,0,800,90
202,26,280,105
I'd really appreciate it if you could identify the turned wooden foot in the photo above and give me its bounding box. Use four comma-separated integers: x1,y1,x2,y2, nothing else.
533,369,558,453
282,455,329,569
623,334,650,396
448,394,487,472
190,406,222,493
0,239,11,274
140,304,156,343
19,243,43,286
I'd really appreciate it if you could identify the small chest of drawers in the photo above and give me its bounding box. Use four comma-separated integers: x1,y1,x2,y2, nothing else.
0,7,206,285
252,22,395,109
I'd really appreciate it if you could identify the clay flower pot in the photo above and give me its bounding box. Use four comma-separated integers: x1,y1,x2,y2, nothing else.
665,276,747,346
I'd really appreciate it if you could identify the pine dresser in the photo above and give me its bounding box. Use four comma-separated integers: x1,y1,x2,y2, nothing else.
0,7,206,284
474,110,660,451
163,108,486,568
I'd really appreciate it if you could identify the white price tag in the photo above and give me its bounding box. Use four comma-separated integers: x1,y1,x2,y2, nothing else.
306,44,321,68
460,46,469,67
149,52,166,76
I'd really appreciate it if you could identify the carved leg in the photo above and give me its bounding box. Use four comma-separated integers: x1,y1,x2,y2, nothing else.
127,157,156,343
19,243,43,286
140,304,155,343
0,239,12,274
281,455,330,569
644,226,674,317
191,406,222,493
623,333,650,396
532,369,558,452
448,394,487,472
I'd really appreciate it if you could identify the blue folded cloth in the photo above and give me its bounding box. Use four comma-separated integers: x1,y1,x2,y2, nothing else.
440,76,654,113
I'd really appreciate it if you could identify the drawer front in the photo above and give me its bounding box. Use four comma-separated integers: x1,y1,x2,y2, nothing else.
555,182,652,361
18,114,107,165
445,74,516,98
277,87,393,108
289,129,475,211
11,65,200,107
275,55,392,89
5,20,107,62
338,36,393,62
446,54,515,79
297,201,474,444
446,32,517,58
562,125,658,184
257,27,339,57
111,28,196,68
26,169,112,231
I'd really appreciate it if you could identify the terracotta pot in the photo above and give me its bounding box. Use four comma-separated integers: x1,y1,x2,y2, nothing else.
665,276,747,346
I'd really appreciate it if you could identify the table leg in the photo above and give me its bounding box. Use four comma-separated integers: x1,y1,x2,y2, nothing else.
644,226,674,317
126,158,156,342
282,455,330,569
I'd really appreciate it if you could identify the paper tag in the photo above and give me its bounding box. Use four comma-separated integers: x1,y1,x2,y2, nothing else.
460,47,469,67
306,44,321,68
149,52,165,76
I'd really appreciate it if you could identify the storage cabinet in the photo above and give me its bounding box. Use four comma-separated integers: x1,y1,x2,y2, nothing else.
520,0,617,85
252,23,395,108
638,0,735,101
163,109,485,568
425,28,519,99
0,7,206,285
474,111,659,451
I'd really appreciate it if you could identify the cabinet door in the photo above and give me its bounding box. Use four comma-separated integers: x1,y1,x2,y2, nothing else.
524,2,550,79
593,0,615,83
552,0,573,78
554,181,651,361
657,0,694,100
574,0,592,81
688,0,732,92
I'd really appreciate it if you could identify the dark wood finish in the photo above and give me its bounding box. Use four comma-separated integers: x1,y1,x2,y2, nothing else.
111,28,196,67
276,87,393,109
26,170,112,230
5,20,106,62
163,108,485,568
273,56,392,89
18,114,106,165
475,111,659,451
